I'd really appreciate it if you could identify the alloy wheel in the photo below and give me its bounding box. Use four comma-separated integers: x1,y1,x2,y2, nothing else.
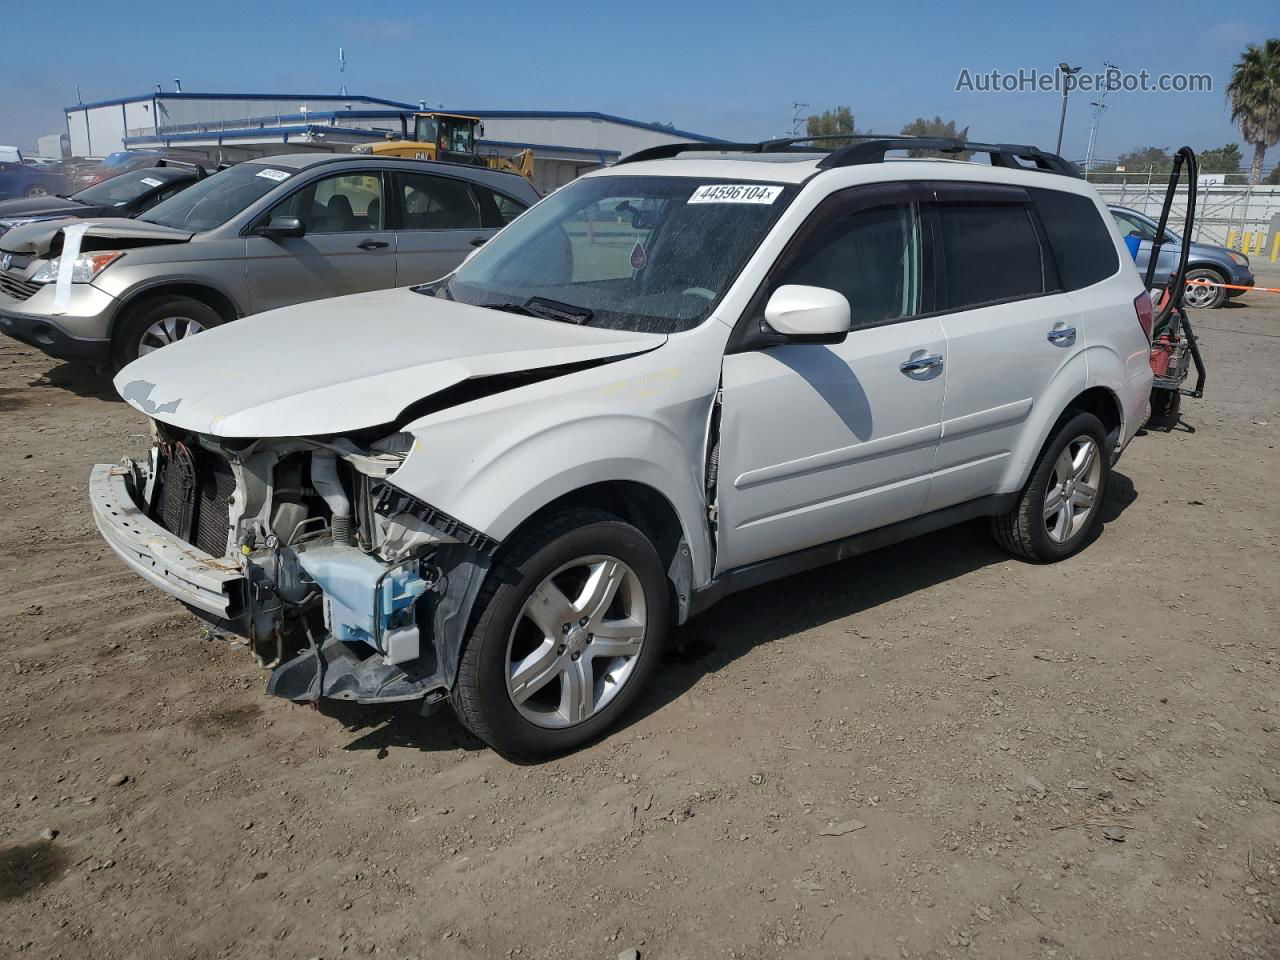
505,555,647,729
1043,435,1102,544
1184,278,1218,309
138,315,206,355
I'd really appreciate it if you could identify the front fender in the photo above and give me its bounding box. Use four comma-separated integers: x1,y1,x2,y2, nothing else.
392,357,720,587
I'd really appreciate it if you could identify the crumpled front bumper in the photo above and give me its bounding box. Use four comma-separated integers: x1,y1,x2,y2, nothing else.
89,462,245,618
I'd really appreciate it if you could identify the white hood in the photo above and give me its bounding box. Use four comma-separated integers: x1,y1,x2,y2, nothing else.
115,288,665,437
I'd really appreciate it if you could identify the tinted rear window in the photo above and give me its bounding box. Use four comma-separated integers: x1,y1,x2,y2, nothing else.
1029,188,1119,290
937,203,1045,310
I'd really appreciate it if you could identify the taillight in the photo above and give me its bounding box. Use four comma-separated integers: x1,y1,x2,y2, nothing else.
1134,291,1154,342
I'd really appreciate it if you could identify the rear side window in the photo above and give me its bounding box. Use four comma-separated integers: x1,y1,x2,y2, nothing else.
1029,188,1119,290
936,203,1045,310
472,185,529,228
397,172,481,230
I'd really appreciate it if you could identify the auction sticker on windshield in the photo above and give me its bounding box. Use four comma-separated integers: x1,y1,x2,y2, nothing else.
688,184,783,204
139,177,163,188
255,168,291,183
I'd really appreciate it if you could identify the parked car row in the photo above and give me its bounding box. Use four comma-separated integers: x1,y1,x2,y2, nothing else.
0,154,539,369
73,136,1161,757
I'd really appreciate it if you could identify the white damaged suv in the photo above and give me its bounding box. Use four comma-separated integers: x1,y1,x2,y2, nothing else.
91,137,1154,757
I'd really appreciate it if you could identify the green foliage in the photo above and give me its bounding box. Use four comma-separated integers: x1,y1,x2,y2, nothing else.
1227,38,1280,183
1268,165,1280,184
805,107,857,144
1197,144,1244,174
899,116,971,160
1115,146,1172,173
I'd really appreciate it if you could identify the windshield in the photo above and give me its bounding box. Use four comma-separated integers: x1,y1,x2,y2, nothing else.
427,175,795,334
139,163,293,231
413,116,476,154
440,119,475,153
73,171,172,206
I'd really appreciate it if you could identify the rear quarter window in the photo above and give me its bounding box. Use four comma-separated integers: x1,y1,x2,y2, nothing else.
1028,187,1119,291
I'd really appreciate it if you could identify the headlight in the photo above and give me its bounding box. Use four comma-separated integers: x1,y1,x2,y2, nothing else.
1228,251,1250,267
0,217,38,229
30,251,124,284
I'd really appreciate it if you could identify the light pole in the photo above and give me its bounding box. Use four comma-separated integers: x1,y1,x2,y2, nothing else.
1084,100,1108,173
1056,62,1081,155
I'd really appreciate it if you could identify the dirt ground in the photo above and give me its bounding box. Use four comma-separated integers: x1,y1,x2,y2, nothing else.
1,269,1277,960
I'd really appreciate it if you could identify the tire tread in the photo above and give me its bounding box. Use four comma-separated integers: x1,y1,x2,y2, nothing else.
451,508,627,753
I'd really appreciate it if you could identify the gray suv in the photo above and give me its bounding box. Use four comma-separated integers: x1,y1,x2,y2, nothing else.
1109,205,1254,309
0,155,539,370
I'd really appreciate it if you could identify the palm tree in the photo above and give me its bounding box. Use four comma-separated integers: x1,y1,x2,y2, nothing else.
1227,39,1280,185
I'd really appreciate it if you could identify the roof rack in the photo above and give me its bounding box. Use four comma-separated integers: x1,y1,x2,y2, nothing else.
614,142,771,165
817,138,1079,176
614,135,1079,178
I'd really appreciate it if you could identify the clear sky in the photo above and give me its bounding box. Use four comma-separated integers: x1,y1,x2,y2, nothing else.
2,0,1277,163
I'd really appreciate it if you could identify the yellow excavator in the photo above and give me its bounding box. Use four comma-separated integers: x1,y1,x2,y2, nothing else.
361,112,535,185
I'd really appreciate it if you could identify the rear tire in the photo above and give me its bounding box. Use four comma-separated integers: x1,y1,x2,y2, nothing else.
452,510,670,759
991,411,1111,562
111,296,225,372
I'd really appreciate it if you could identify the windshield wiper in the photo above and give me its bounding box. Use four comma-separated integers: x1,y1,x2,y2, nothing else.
485,297,594,325
524,297,594,325
486,301,541,318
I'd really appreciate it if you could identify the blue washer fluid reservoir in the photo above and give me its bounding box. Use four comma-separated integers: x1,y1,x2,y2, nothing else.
297,545,429,664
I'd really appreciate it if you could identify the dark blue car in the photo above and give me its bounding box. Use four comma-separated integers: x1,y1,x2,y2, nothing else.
0,160,69,201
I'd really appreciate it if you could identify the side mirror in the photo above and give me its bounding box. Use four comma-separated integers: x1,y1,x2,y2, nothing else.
763,285,851,344
262,215,305,239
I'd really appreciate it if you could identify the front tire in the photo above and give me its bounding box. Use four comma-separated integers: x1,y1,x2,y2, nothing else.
1183,268,1226,309
452,510,670,759
111,296,224,372
991,411,1110,562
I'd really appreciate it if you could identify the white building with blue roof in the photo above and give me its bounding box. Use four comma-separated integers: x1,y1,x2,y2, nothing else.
64,91,722,193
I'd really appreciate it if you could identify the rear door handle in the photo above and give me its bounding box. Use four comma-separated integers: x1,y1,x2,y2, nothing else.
1047,325,1077,345
357,239,390,250
469,236,489,248
899,354,944,374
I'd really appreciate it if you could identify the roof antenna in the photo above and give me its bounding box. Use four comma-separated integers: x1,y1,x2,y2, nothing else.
155,82,163,94
173,78,182,93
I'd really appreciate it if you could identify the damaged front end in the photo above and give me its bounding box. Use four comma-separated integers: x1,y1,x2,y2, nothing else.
90,422,496,710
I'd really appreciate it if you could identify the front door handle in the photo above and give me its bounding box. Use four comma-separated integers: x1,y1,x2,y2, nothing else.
357,239,390,250
469,236,489,248
899,354,944,374
1047,325,1077,345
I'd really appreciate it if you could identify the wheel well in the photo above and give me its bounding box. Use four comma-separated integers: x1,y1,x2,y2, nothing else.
506,480,688,590
1186,263,1226,280
112,283,240,335
1063,386,1123,443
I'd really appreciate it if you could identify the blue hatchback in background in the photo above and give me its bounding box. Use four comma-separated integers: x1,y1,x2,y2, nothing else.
1109,205,1254,309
